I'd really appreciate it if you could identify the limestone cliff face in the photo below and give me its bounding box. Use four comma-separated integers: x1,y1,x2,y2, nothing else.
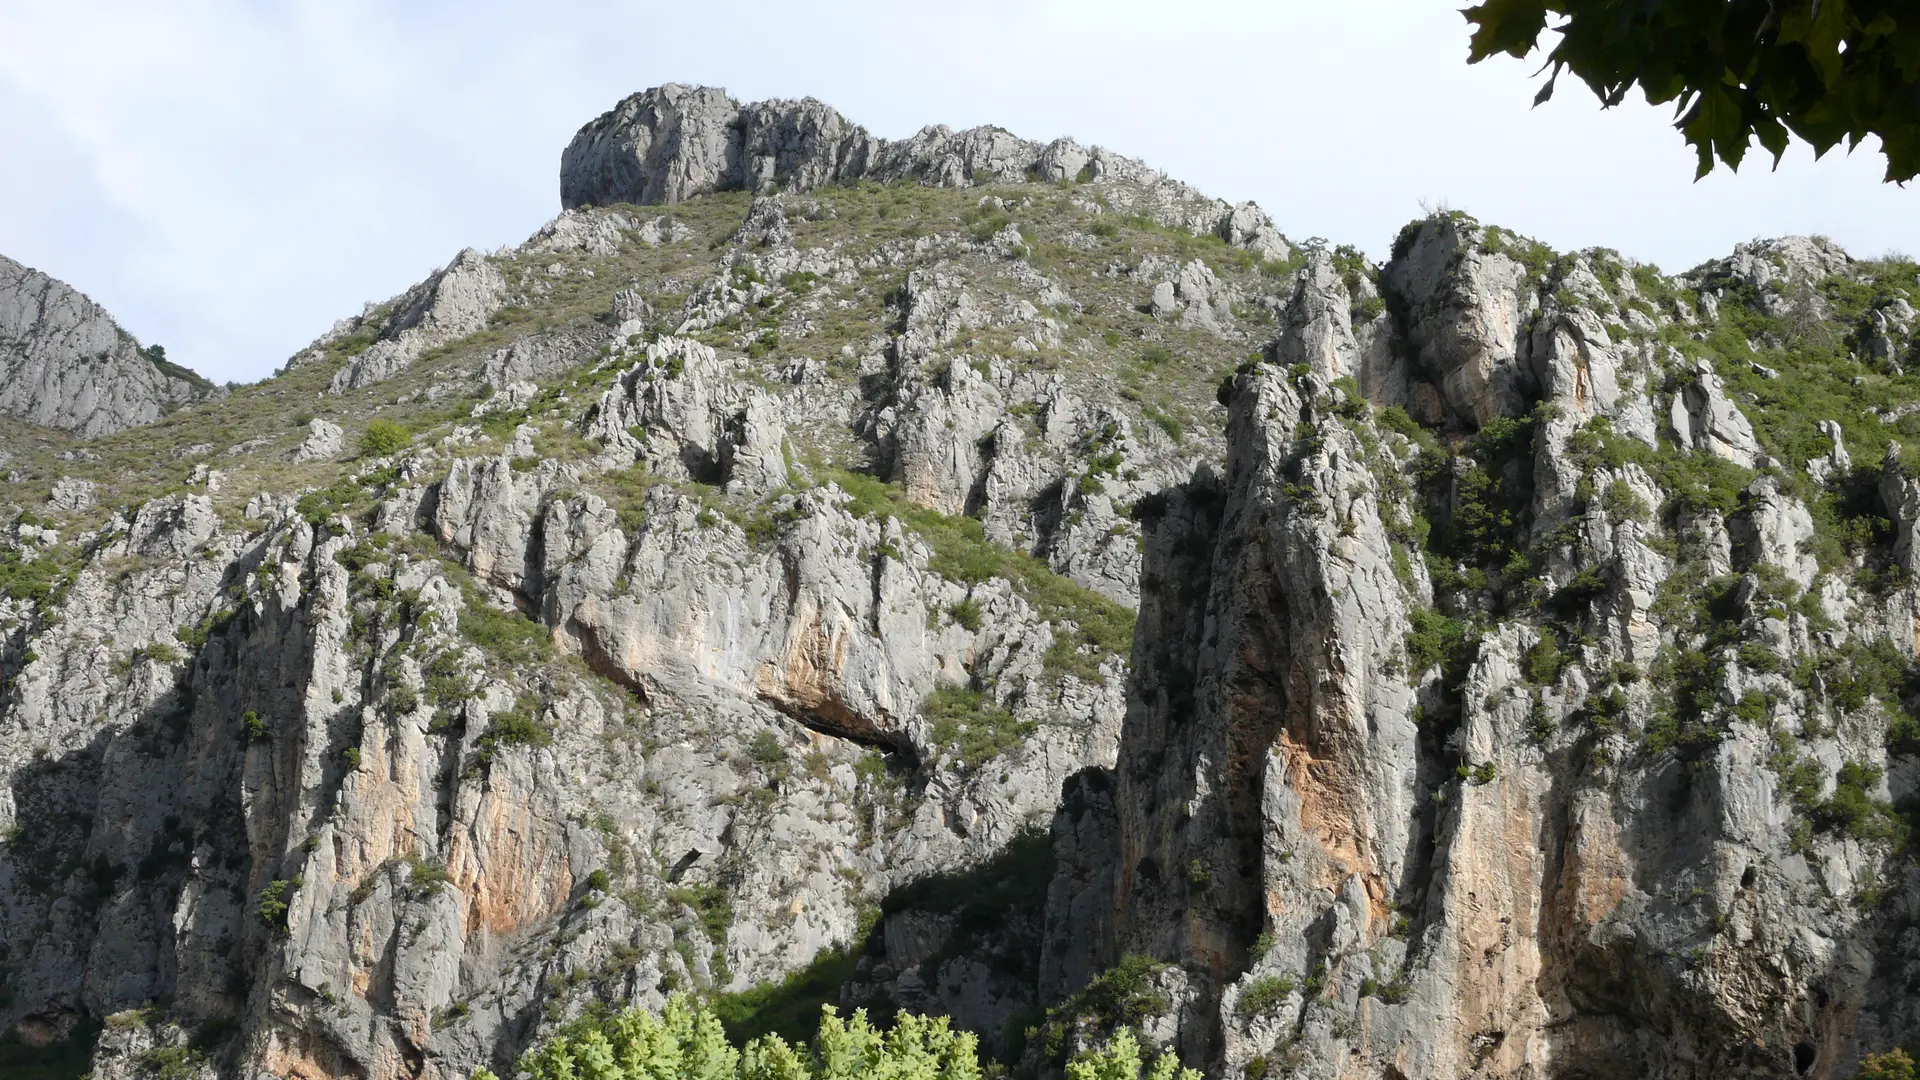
1097,222,1920,1079
0,254,214,436
0,87,1917,1080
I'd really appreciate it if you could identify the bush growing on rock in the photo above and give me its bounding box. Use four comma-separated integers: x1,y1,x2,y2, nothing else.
360,418,411,457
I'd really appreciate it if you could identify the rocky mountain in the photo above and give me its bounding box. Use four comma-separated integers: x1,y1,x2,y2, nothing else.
0,254,216,437
0,84,1916,1080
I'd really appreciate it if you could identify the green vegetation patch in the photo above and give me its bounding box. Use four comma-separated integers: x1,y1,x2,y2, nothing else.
514,993,1049,1080
922,686,1034,768
0,546,76,609
476,695,551,760
880,829,1053,981
457,583,553,668
1032,954,1172,1064
712,944,862,1048
1235,974,1295,1018
360,418,411,458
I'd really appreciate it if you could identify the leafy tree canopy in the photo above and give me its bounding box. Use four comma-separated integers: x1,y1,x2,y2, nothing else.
487,994,1199,1080
1858,1048,1917,1080
1463,0,1920,181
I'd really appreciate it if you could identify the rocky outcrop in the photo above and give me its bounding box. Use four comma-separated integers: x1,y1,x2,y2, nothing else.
1669,359,1763,467
0,253,214,436
560,84,1290,262
326,249,507,393
1078,218,1920,1080
290,419,345,462
1381,215,1537,426
3,88,1918,1080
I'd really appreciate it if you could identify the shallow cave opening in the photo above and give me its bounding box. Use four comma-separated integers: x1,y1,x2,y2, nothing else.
1793,1041,1816,1074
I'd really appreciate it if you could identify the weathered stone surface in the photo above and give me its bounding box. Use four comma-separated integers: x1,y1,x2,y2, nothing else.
0,253,214,435
291,418,345,462
327,249,507,392
560,84,1290,261
1670,359,1763,467
1382,215,1536,425
4,91,1918,1080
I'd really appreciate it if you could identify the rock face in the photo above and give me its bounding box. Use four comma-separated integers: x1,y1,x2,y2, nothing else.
2,87,1919,1080
290,419,345,462
561,83,1289,262
326,250,508,393
0,254,213,436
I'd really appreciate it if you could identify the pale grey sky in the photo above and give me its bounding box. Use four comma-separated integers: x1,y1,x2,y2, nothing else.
1,0,1912,384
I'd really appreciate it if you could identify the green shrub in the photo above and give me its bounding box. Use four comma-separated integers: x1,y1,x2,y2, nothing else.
0,548,75,608
1235,975,1295,1017
361,419,411,458
1147,409,1185,443
1549,570,1609,615
1600,481,1651,523
1525,634,1565,685
1066,1028,1198,1080
424,651,475,719
597,464,659,535
1359,975,1411,1004
519,994,996,1080
1859,1049,1917,1080
477,701,551,757
134,641,184,665
1031,953,1174,1065
665,881,734,948
176,607,236,650
924,685,1034,768
1404,608,1467,676
947,598,984,631
1812,762,1900,842
407,857,450,894
297,476,377,527
747,729,789,767
257,878,296,931
713,943,863,1048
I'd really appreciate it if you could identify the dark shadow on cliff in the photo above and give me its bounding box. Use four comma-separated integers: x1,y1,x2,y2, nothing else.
0,604,265,1054
0,1016,100,1080
712,828,1054,1061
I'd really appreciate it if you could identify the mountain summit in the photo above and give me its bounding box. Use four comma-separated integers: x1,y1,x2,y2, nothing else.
560,83,1289,259
0,85,1915,1080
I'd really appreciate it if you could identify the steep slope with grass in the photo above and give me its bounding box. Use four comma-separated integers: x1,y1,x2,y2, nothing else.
0,85,1915,1080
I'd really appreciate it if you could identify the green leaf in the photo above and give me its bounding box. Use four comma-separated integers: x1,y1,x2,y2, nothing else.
1533,69,1559,106
1463,0,1551,62
1464,0,1914,182
1680,82,1749,177
1754,112,1792,163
